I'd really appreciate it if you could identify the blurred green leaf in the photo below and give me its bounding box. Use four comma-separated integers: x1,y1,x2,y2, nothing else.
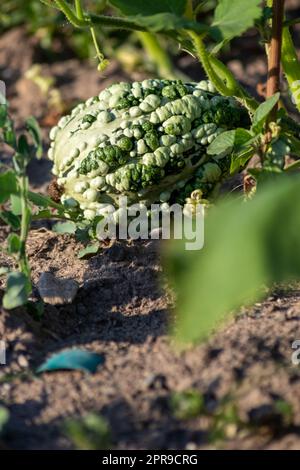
0,210,20,230
0,171,18,204
3,119,16,148
0,407,9,435
109,0,187,16
17,134,30,158
170,390,205,420
52,221,77,234
78,242,100,259
165,176,300,343
28,191,63,210
2,271,31,310
126,12,207,34
26,116,42,158
10,194,22,215
7,233,21,254
0,104,7,127
64,413,111,450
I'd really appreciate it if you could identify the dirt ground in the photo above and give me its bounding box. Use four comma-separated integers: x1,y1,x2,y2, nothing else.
1,8,300,449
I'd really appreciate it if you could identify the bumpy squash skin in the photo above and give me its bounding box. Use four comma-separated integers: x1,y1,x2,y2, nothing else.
49,79,250,220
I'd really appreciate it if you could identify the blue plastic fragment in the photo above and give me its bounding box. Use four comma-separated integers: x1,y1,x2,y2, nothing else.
36,349,105,374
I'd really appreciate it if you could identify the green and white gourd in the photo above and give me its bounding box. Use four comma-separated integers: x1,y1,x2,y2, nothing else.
49,79,250,220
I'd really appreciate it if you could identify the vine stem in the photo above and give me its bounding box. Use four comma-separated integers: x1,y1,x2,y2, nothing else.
74,0,84,21
18,173,31,280
188,31,229,96
266,0,285,122
136,32,181,80
54,0,89,27
188,31,258,112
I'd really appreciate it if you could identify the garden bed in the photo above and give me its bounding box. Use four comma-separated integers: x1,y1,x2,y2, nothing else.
1,16,300,450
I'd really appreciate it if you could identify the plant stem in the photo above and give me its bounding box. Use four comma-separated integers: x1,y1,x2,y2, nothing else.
54,0,90,27
136,32,178,80
188,31,229,95
74,0,84,20
90,26,103,59
189,31,258,111
266,0,285,121
209,55,259,111
89,13,147,31
18,174,31,279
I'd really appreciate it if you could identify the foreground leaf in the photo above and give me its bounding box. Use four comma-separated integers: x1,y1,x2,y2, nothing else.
64,413,111,450
165,175,300,343
2,272,31,310
37,349,105,374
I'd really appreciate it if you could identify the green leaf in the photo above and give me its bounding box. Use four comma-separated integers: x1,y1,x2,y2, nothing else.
0,171,18,204
165,175,300,343
109,0,186,16
3,119,16,148
33,209,53,219
0,210,20,230
7,233,21,254
17,134,30,158
230,148,254,174
210,0,262,43
0,104,7,127
170,390,204,420
37,349,105,374
78,242,100,259
26,116,42,159
28,191,63,210
126,12,207,34
64,413,111,450
207,130,236,156
284,135,300,155
52,221,77,234
251,93,280,133
2,271,31,310
264,138,288,169
10,194,22,215
207,128,252,156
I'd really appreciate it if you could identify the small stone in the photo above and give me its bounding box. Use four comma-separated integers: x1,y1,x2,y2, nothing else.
37,272,79,305
248,404,282,427
144,374,169,390
17,355,28,368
